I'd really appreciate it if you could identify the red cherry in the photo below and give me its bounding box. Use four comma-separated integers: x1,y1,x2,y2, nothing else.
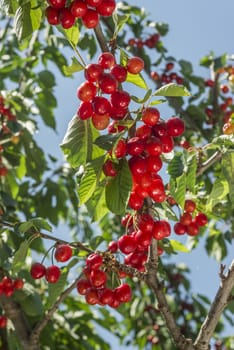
99,73,118,94
59,8,76,29
77,101,94,120
45,6,60,25
96,0,116,16
103,159,117,177
110,106,128,120
92,113,109,130
174,222,187,235
128,191,144,210
30,263,46,279
2,276,13,288
118,234,137,254
126,137,145,156
82,9,99,29
108,241,118,253
121,213,133,227
85,287,99,305
146,155,162,173
127,57,144,74
90,269,107,288
87,0,103,6
13,279,24,290
180,212,192,226
145,137,163,156
135,229,152,248
128,156,147,177
85,63,103,82
142,107,160,126
187,222,199,236
165,62,174,71
136,124,152,139
153,121,168,137
195,213,208,226
0,166,8,177
86,253,103,270
98,52,115,69
55,244,73,262
114,283,132,303
166,117,185,137
152,220,171,240
77,81,97,102
110,90,131,109
70,0,87,18
92,96,111,115
76,278,91,295
98,288,114,305
159,134,174,153
137,213,154,233
45,265,61,283
0,316,7,328
47,0,66,9
184,199,196,213
110,64,127,82
112,139,126,158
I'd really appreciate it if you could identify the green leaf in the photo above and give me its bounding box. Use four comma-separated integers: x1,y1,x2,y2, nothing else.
38,70,56,89
222,152,234,208
105,158,132,215
131,89,152,104
170,240,189,253
46,269,69,309
167,152,184,178
18,221,34,234
113,13,130,36
21,293,43,317
206,178,229,211
154,83,191,97
63,56,84,76
63,24,79,46
156,22,169,36
14,5,32,41
170,173,186,209
126,72,148,89
149,99,166,106
61,116,93,168
186,153,197,193
179,59,193,76
94,133,125,151
30,218,52,232
78,156,105,205
12,241,29,273
86,183,109,222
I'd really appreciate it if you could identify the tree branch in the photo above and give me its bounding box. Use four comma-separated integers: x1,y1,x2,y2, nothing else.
194,259,234,350
196,150,223,177
94,22,109,52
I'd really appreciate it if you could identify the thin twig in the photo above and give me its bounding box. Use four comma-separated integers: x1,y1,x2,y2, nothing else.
94,22,109,52
196,150,223,177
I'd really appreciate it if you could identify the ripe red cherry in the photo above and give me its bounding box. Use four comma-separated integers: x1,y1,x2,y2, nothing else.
184,199,196,213
110,106,128,120
146,155,162,173
159,134,174,153
82,9,99,29
103,159,117,177
107,241,118,253
153,121,168,137
180,212,192,226
128,191,144,210
142,107,160,126
92,113,109,130
87,0,103,6
45,265,61,283
85,63,103,82
165,62,174,71
114,283,132,303
136,124,152,139
187,222,199,236
0,316,7,328
90,269,107,288
92,96,111,115
55,244,73,262
128,156,147,177
76,278,91,295
166,117,185,137
85,287,99,305
145,137,162,156
110,64,127,82
13,279,24,290
118,234,137,254
127,57,144,74
110,90,131,109
77,81,97,102
96,0,116,16
135,229,152,248
126,137,145,156
77,101,94,120
152,220,171,240
0,166,8,176
99,288,114,305
98,52,116,69
45,7,60,25
70,0,87,18
174,222,187,235
30,263,46,279
99,73,118,94
86,253,103,270
195,213,208,226
59,8,76,29
47,0,66,8
112,139,126,158
138,213,154,233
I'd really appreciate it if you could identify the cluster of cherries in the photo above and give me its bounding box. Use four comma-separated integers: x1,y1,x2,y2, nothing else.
0,275,24,297
128,33,160,49
77,52,144,130
76,252,132,307
45,0,116,29
150,62,184,85
173,199,208,236
30,244,73,283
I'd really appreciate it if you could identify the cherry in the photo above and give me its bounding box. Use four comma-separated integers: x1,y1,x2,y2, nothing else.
59,8,76,29
45,7,60,25
92,113,109,130
142,107,160,126
126,137,145,156
118,234,137,254
92,96,111,115
70,0,87,18
165,62,174,71
110,64,127,82
85,63,103,82
112,139,126,158
184,199,196,213
110,90,131,109
110,106,128,120
136,124,152,139
174,222,187,235
187,222,199,236
145,137,162,156
45,265,61,283
114,283,132,303
107,240,118,253
82,9,99,29
77,81,97,102
76,278,92,295
86,0,103,6
121,213,133,227
98,52,116,69
152,220,171,240
135,229,152,248
98,288,114,305
166,117,185,137
159,134,174,153
137,213,154,233
13,279,24,290
47,0,66,9
99,73,118,94
86,253,103,270
0,166,8,176
103,159,117,177
153,121,168,137
77,101,94,120
85,287,99,305
180,212,192,226
146,155,162,173
90,269,107,288
127,57,144,74
0,316,7,328
55,244,73,262
195,213,208,226
30,263,46,279
96,0,116,16
129,156,147,177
